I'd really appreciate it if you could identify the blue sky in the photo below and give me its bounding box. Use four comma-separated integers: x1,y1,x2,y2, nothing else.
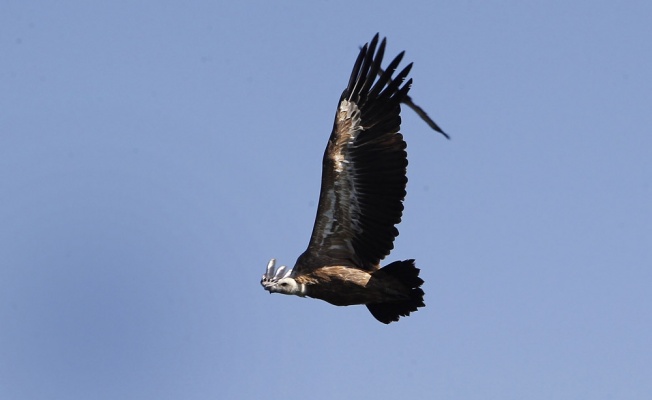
1,1,651,399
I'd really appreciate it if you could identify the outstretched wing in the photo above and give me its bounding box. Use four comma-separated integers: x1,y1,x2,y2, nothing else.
295,34,412,273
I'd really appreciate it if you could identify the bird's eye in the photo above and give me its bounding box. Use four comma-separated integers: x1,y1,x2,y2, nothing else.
280,282,288,287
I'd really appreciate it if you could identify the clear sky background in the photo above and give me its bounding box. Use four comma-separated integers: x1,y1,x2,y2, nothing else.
1,1,650,399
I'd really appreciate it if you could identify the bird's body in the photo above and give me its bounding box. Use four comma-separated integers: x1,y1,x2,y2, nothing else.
261,34,446,324
295,264,408,307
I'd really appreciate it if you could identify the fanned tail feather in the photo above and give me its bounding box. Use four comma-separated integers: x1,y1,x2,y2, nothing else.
366,259,425,324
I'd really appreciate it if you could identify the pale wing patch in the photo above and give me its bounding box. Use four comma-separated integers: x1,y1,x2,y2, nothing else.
312,99,365,256
316,188,337,248
332,99,361,172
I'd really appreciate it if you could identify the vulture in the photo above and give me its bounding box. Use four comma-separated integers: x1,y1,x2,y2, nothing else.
261,34,447,323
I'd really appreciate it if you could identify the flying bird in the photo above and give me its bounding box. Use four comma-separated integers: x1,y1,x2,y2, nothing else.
261,34,447,324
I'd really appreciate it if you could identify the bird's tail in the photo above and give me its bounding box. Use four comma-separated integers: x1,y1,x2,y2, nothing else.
366,259,425,324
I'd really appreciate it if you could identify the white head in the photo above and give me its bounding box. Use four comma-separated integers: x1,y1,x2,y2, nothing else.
261,259,305,297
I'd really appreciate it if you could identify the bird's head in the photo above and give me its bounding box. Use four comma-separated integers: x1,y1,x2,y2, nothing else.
261,259,305,296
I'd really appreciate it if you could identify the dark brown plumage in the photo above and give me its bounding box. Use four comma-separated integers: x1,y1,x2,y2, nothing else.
261,34,445,324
